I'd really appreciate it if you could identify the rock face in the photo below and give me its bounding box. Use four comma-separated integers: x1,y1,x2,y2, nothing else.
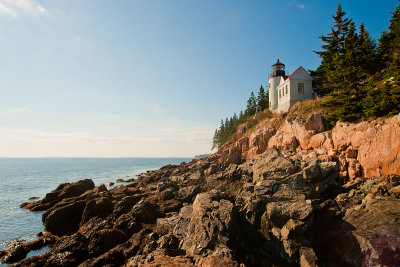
218,112,400,180
181,192,234,258
3,113,400,267
332,114,400,177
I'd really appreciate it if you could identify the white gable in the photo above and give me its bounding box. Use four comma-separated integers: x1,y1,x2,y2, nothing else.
288,66,312,81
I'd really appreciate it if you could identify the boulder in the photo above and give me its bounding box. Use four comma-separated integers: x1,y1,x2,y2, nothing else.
247,128,275,160
80,197,114,225
252,148,298,183
43,200,86,236
131,200,161,224
181,192,234,257
304,113,328,133
57,179,95,200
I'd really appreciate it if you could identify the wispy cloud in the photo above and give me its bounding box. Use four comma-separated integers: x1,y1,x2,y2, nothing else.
6,129,211,144
0,0,46,18
0,103,37,117
288,0,305,9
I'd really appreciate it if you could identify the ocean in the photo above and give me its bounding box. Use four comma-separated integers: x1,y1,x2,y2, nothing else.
0,157,191,252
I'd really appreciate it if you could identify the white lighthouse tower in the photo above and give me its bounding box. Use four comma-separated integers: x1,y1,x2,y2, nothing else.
268,59,286,111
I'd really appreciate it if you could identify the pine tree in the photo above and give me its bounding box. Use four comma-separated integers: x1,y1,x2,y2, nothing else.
314,3,352,95
357,22,378,79
211,129,219,150
257,85,268,111
246,92,257,116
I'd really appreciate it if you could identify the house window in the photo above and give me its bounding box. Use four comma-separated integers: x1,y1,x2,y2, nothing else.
282,88,284,96
279,89,281,98
286,85,288,94
298,83,304,93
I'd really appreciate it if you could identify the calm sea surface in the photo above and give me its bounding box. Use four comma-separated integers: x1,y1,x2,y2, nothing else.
0,158,191,251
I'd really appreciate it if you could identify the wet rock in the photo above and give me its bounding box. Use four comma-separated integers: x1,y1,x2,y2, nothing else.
2,245,28,264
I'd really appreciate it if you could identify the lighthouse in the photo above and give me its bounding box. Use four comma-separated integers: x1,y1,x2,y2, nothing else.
268,59,286,111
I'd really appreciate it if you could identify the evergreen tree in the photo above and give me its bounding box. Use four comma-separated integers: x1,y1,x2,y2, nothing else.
357,23,378,79
257,85,268,111
211,129,219,150
246,92,257,116
239,110,244,123
314,3,352,95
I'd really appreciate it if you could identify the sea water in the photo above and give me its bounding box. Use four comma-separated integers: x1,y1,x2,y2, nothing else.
0,158,191,251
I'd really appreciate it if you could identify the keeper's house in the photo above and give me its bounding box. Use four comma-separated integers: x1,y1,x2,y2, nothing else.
268,59,314,113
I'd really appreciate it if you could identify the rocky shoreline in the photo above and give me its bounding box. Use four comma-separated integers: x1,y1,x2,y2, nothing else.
1,112,400,266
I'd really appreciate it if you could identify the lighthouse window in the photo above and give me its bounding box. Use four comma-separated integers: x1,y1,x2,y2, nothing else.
286,85,288,94
279,90,281,98
298,83,304,93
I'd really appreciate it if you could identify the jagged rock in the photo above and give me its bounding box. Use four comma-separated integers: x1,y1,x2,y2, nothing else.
247,128,275,160
53,233,88,254
332,114,400,177
57,179,95,200
88,229,128,256
178,186,201,202
45,251,80,267
114,213,142,236
11,113,400,267
2,245,27,264
131,200,161,224
78,247,125,267
114,194,143,216
252,148,298,183
314,192,400,266
181,192,234,257
80,197,114,225
20,179,95,211
173,205,193,239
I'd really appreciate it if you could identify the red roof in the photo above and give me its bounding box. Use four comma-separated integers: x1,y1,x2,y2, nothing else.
287,66,302,79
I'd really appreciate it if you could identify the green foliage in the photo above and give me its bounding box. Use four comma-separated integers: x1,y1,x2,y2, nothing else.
257,85,268,111
313,2,400,125
212,88,270,150
246,91,257,116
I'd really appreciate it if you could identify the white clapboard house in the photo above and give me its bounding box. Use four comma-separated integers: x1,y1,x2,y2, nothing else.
268,59,314,113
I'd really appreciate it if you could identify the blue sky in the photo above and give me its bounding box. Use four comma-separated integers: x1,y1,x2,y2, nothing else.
0,0,397,157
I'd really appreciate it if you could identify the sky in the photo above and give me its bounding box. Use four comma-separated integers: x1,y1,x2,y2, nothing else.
0,0,398,157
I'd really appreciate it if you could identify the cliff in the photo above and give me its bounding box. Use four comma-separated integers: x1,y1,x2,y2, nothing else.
2,105,400,266
217,101,400,181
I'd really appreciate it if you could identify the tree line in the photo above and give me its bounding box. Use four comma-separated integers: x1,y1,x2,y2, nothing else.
313,3,400,124
211,86,268,150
